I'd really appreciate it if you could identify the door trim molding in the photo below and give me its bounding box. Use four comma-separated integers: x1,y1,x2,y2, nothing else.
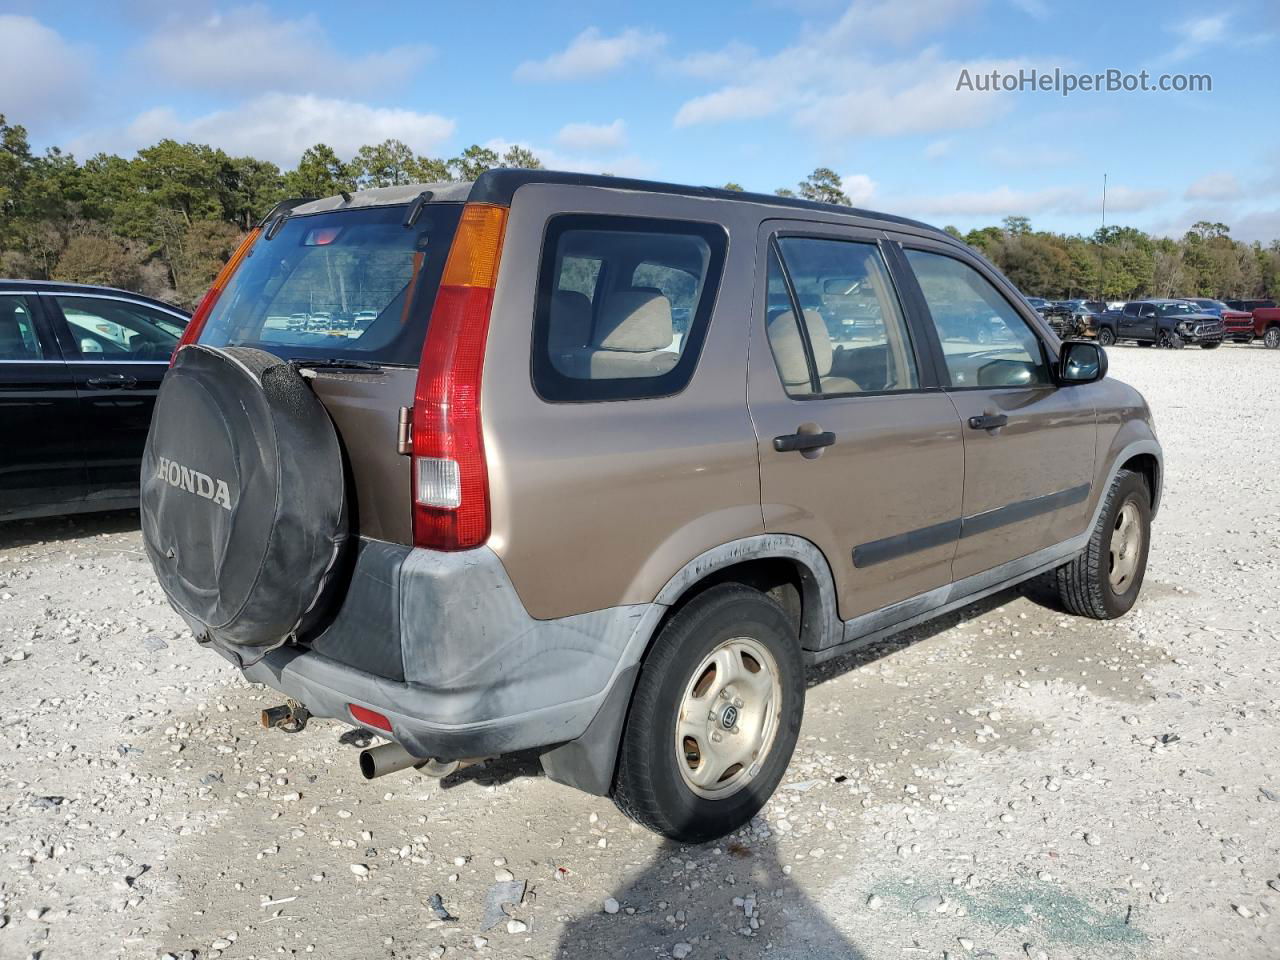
851,483,1090,569
960,482,1090,538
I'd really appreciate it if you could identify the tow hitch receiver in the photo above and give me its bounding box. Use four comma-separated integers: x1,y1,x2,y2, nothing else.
261,700,310,733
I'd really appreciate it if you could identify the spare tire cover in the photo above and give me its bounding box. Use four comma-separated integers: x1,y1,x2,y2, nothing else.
141,345,348,648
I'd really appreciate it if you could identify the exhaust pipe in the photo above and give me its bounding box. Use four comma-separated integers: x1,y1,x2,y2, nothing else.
359,741,426,779
358,742,466,780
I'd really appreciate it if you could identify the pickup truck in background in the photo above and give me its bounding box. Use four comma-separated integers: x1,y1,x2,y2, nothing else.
1181,298,1255,343
1095,299,1225,349
1251,307,1280,349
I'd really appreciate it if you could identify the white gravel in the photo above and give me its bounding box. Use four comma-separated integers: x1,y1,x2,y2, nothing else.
1,343,1278,959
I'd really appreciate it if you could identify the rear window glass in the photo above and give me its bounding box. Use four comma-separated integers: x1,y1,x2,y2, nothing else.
532,214,728,402
197,204,461,366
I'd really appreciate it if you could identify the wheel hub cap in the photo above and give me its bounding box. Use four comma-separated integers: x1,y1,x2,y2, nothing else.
675,637,783,800
1108,500,1143,592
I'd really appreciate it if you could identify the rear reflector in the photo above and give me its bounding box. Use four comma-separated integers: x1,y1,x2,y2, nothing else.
349,703,392,732
411,203,508,551
173,226,261,362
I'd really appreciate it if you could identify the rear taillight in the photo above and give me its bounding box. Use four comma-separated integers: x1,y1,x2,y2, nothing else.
172,227,261,363
411,203,508,551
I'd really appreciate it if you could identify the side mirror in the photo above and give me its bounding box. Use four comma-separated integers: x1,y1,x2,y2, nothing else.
1058,339,1107,384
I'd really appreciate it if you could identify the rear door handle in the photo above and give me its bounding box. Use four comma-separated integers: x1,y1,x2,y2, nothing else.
86,374,138,390
968,413,1008,430
773,431,836,452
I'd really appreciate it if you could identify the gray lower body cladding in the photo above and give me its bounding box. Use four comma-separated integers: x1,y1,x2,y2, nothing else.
224,538,656,760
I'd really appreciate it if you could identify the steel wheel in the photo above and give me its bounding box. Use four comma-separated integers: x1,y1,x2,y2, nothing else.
1109,500,1143,593
675,636,783,800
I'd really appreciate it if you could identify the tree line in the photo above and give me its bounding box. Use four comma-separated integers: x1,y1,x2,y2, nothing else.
2,115,1276,308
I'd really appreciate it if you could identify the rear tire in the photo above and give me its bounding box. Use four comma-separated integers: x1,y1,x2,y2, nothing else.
612,584,804,843
1097,326,1116,346
1052,469,1151,620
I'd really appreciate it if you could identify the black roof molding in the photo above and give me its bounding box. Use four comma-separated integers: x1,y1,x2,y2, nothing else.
468,168,944,236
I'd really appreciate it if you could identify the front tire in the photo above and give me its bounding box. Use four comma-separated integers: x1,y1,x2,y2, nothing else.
1265,327,1280,349
1052,469,1151,620
612,584,804,843
1200,341,1220,350
1097,326,1116,346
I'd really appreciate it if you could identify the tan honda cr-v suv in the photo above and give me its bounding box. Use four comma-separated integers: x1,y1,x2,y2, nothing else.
140,170,1161,842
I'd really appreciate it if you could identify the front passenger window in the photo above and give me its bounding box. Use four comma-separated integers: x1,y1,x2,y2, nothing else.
905,249,1051,389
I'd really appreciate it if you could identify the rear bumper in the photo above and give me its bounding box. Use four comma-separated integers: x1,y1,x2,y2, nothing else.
222,538,661,760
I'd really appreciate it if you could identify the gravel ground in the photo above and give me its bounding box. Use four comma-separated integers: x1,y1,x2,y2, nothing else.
2,343,1279,960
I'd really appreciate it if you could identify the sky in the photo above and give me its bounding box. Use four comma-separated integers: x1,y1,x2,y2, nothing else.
2,0,1279,241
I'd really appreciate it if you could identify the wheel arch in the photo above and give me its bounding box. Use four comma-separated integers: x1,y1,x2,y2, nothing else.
649,535,841,655
538,535,841,797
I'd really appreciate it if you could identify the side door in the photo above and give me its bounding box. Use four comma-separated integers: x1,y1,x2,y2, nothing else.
1117,302,1137,339
0,292,86,517
44,293,185,506
748,221,965,631
891,238,1097,582
1135,303,1158,341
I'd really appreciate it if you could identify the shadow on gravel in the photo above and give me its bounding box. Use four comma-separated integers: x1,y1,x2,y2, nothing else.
0,508,140,548
806,575,1076,691
553,834,864,959
806,588,1015,689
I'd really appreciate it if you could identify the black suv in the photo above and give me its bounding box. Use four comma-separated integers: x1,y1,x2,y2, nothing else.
0,280,189,522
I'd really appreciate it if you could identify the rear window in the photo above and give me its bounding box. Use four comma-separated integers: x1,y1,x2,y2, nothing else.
198,203,462,366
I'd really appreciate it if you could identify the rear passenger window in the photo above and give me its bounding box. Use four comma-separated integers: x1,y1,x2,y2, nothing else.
0,296,44,361
533,215,727,402
765,236,919,398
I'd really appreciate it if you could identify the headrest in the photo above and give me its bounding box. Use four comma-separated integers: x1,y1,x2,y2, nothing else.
595,290,673,353
767,309,832,385
549,289,592,350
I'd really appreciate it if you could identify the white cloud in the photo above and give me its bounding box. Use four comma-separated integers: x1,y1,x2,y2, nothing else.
1185,172,1241,202
669,41,758,79
673,1,1026,139
841,173,877,205
481,138,655,179
71,94,455,167
515,27,665,82
1167,14,1229,61
0,16,90,129
138,5,431,95
896,182,1165,218
924,138,954,160
1104,185,1167,213
822,0,984,46
1008,0,1049,19
555,119,627,152
675,86,780,127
